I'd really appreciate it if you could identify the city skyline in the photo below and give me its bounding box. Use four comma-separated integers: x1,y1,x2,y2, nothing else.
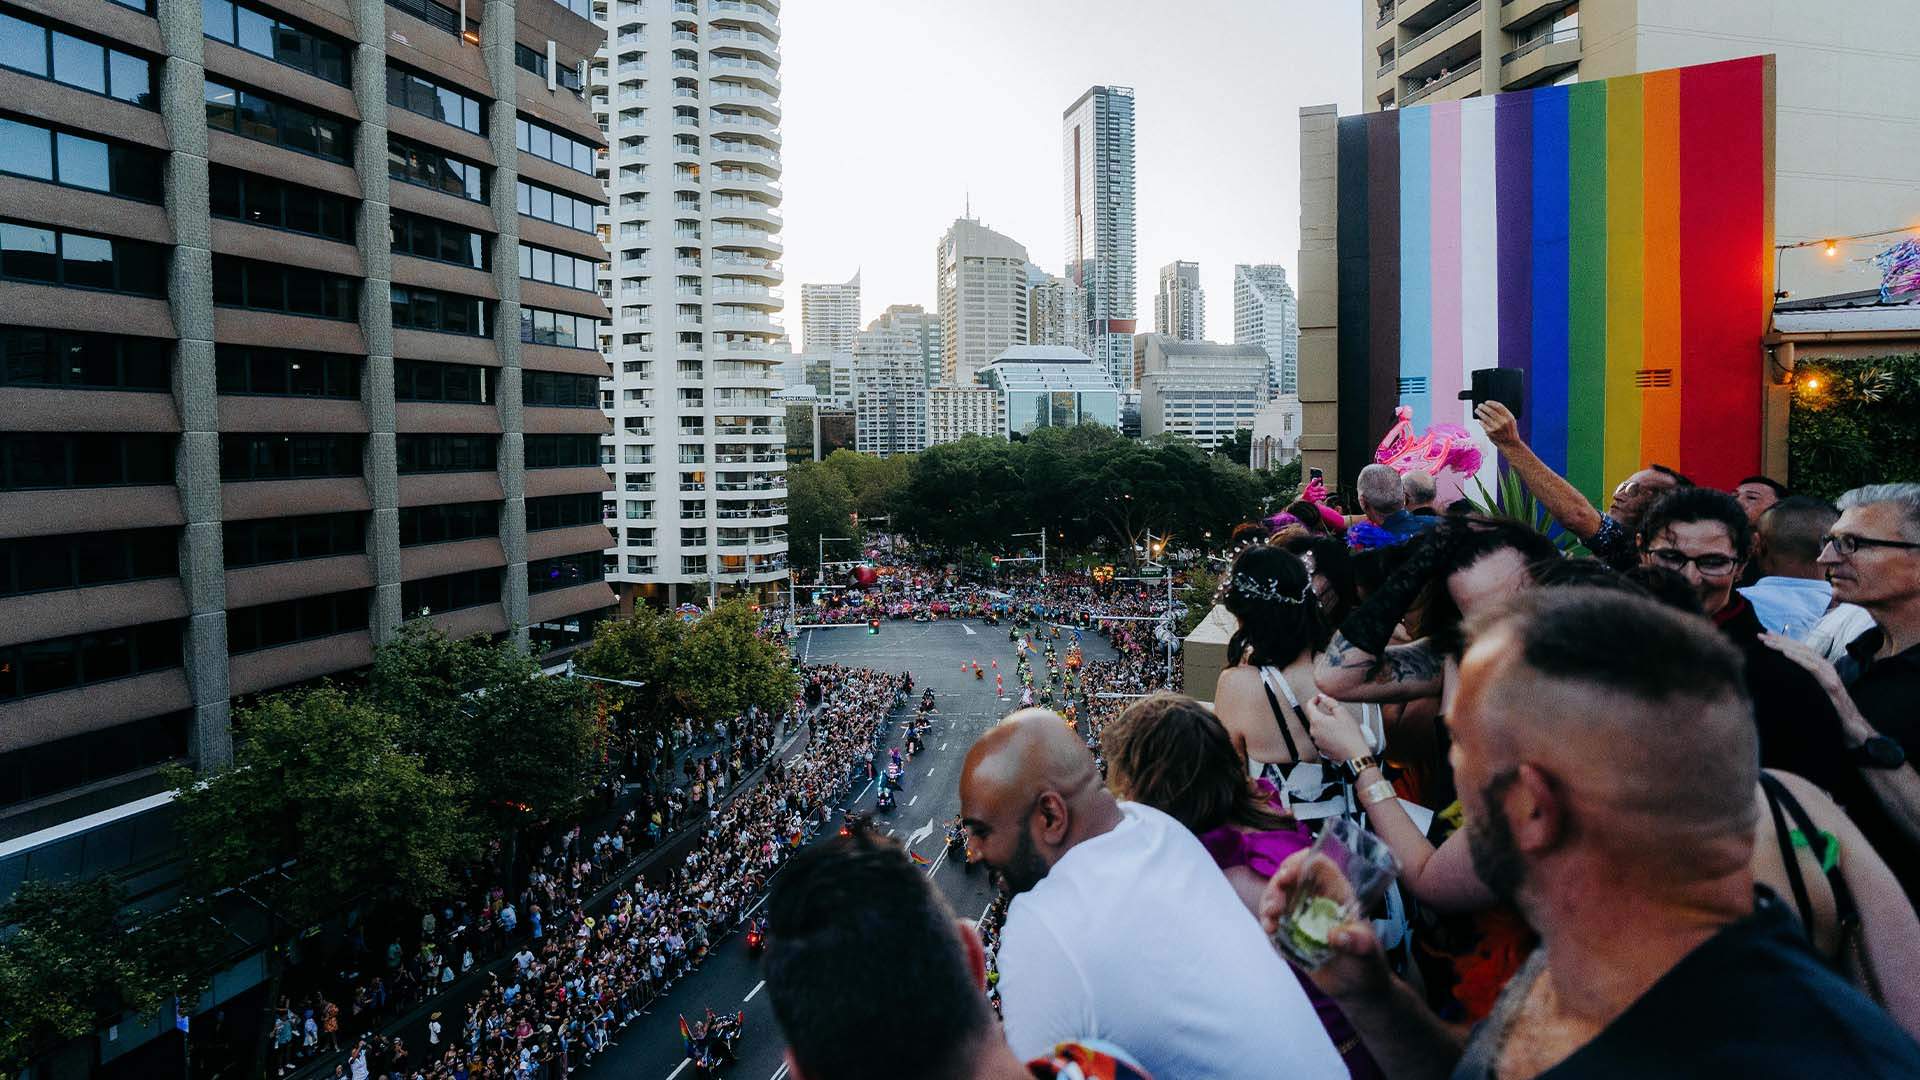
776,1,1361,333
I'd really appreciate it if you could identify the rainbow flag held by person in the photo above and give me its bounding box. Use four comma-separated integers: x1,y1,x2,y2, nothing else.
908,850,931,866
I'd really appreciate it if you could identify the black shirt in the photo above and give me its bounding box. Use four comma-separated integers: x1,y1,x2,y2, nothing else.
1452,890,1920,1079
1837,625,1920,754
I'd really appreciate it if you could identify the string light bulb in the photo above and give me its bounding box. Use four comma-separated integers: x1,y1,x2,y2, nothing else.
1824,240,1839,257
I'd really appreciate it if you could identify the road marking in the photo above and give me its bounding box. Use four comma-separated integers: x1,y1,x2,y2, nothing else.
962,623,976,635
976,900,993,927
928,766,936,777
927,846,949,876
667,1059,690,1080
853,778,874,802
906,817,936,847
909,794,918,806
769,1063,791,1080
744,979,765,1003
940,742,948,751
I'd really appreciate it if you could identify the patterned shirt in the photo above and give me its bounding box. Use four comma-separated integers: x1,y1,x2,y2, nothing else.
1028,1043,1155,1080
1587,514,1638,570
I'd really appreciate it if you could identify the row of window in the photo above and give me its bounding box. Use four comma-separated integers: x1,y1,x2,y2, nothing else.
0,12,153,107
206,80,351,163
515,117,594,175
390,136,485,202
0,622,182,702
528,551,601,593
212,166,355,243
518,243,598,291
0,434,174,491
220,434,361,481
204,0,350,86
213,256,359,320
527,492,600,532
228,590,368,654
217,346,361,398
1,528,176,598
387,0,474,38
516,180,596,233
0,221,165,296
520,306,601,351
402,569,499,616
525,434,598,469
0,115,163,202
395,359,495,404
392,211,489,270
514,43,584,93
0,713,188,811
399,500,499,546
392,285,492,336
2,329,170,392
397,434,497,473
387,65,486,135
523,370,599,408
225,512,364,568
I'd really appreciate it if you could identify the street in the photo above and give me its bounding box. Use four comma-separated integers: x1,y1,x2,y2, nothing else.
586,618,1117,1080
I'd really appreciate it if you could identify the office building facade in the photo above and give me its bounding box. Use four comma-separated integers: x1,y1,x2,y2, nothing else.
1233,263,1298,396
926,385,999,446
593,0,787,610
850,309,929,457
1154,260,1204,341
1135,336,1269,449
977,345,1121,437
1026,265,1087,354
936,217,1030,387
1061,84,1136,383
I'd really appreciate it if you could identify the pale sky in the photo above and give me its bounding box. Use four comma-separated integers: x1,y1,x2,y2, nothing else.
776,0,1363,347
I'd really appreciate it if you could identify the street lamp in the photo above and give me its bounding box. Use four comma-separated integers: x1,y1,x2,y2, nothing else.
1006,529,1046,580
818,534,854,578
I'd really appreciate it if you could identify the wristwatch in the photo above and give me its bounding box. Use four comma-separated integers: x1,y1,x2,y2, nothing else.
1851,736,1907,770
1341,754,1381,780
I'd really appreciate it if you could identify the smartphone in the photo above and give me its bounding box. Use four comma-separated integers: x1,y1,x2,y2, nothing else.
1458,368,1525,420
1308,467,1324,483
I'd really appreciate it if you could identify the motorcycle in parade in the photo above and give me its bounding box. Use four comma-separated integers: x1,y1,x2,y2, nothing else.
684,1010,744,1079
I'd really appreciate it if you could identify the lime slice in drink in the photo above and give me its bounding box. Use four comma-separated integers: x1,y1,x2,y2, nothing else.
1288,896,1346,953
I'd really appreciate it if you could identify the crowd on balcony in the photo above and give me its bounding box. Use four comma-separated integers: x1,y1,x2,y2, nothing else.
754,406,1920,1078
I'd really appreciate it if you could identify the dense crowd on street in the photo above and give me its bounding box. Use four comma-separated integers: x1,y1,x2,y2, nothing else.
753,404,1920,1079
278,666,904,1080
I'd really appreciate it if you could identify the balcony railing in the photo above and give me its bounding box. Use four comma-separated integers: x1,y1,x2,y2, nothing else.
1405,0,1480,53
1501,25,1579,64
1403,54,1481,103
1376,4,1394,28
1377,55,1396,77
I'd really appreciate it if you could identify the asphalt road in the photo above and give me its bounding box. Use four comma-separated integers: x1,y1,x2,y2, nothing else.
587,618,1117,1080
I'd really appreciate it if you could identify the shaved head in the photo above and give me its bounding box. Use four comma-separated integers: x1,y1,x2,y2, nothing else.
959,709,1120,896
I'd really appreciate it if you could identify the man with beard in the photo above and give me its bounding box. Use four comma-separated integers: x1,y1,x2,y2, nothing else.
958,710,1344,1080
1262,589,1920,1078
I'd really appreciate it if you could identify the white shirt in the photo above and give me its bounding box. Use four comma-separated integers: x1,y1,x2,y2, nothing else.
997,802,1346,1080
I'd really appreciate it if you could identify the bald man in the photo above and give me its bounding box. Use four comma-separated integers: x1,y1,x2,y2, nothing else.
959,710,1344,1080
1261,589,1920,1078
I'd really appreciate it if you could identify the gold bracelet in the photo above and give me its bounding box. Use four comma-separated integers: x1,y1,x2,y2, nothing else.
1357,779,1397,808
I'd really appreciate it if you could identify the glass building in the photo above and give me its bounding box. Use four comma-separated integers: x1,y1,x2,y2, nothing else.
976,345,1122,437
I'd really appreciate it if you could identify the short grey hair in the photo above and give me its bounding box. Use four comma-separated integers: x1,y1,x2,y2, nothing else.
1357,464,1406,515
1837,483,1920,542
1401,469,1437,507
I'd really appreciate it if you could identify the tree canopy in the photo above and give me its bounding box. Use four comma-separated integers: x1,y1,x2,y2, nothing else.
571,600,798,733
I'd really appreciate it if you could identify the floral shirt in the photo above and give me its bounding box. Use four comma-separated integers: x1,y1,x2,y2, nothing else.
1587,514,1637,570
1027,1042,1154,1080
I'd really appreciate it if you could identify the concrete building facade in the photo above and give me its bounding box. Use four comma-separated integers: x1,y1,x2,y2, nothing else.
1135,336,1270,449
1233,263,1299,396
593,0,788,611
799,269,859,358
926,385,1000,446
850,308,930,457
1154,260,1205,341
1250,395,1305,470
1062,85,1137,384
1026,265,1088,354
936,217,1031,387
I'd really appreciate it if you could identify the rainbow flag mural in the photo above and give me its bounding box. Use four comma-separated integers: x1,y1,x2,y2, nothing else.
1335,56,1775,499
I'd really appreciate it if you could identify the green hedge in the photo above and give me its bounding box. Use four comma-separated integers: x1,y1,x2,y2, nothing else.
1787,353,1920,501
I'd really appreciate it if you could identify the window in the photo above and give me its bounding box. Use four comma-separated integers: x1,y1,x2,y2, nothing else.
524,435,598,469
0,117,163,201
386,64,485,134
0,713,188,810
2,329,170,391
545,0,592,23
1,528,176,597
0,622,182,701
209,166,353,242
393,359,496,403
226,590,368,653
223,512,364,567
0,12,154,106
215,346,360,398
680,555,706,575
390,211,488,270
219,434,362,480
1,220,165,296
526,492,600,531
398,500,499,545
518,306,600,350
516,180,596,233
514,43,585,93
528,551,601,593
517,243,599,291
385,0,476,38
388,135,486,202
680,526,707,546
211,256,357,319
515,117,595,175
204,80,350,161
522,370,598,408
391,286,492,336
202,0,349,85
401,569,500,616
396,435,497,473
0,434,174,490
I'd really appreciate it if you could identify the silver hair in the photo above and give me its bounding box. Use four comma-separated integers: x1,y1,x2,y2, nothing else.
1357,464,1406,515
1401,469,1437,505
1837,483,1920,542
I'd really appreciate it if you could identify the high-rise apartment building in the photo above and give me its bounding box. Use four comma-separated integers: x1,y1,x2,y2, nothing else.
0,0,613,900
593,0,787,610
1154,260,1205,341
926,385,1000,446
1233,263,1299,396
1026,266,1087,354
800,270,860,358
936,217,1030,387
850,310,929,458
1062,85,1137,383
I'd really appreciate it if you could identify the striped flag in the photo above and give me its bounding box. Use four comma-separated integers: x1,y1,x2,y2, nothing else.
907,851,930,866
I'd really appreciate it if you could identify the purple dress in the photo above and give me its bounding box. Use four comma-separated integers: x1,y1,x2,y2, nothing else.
1197,783,1385,1079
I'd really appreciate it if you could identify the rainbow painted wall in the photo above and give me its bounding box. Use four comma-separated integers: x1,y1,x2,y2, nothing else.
1334,55,1776,498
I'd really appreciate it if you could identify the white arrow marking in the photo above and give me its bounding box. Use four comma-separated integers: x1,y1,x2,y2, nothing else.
906,816,936,847
962,623,976,635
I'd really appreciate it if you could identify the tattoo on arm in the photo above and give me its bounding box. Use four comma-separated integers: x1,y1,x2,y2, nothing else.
1379,643,1441,686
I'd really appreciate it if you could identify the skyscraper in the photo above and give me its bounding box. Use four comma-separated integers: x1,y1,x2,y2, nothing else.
1062,85,1137,383
1234,264,1299,396
801,271,861,359
1155,261,1205,341
1027,265,1088,354
595,0,787,609
851,309,931,458
937,218,1031,387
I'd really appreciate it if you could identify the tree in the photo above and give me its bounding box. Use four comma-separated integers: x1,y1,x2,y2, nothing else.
820,448,913,522
168,689,468,1073
786,460,858,577
572,600,798,741
0,878,214,1076
1214,427,1254,467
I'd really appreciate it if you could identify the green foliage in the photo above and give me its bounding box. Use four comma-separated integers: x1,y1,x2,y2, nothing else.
786,460,858,573
1467,470,1585,554
1176,565,1222,638
1788,354,1920,500
572,600,797,732
1213,428,1254,467
819,448,912,521
1265,459,1305,503
370,624,603,824
0,878,214,1073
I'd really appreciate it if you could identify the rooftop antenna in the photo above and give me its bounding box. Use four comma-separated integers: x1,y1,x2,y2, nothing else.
965,190,972,221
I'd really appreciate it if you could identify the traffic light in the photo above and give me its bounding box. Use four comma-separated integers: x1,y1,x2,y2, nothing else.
991,556,1000,565
867,618,881,635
